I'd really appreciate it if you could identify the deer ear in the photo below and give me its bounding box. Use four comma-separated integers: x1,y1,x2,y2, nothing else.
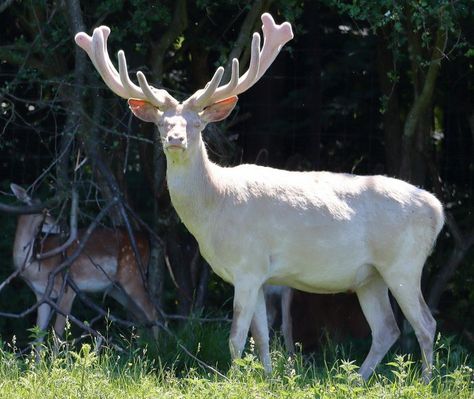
128,99,159,123
201,96,238,123
10,183,33,205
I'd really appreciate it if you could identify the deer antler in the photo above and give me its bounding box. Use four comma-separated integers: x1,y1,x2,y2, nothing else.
75,13,292,110
75,26,178,109
184,13,294,110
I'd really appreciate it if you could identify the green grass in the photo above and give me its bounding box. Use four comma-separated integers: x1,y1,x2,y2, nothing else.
0,324,472,398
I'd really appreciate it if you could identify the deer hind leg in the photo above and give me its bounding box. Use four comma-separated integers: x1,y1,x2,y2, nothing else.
280,287,295,355
383,271,436,383
250,287,271,374
111,279,159,339
263,286,279,331
356,273,400,380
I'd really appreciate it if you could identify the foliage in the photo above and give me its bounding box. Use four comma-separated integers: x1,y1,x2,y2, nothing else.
326,0,471,33
323,0,473,103
0,0,473,366
0,329,473,398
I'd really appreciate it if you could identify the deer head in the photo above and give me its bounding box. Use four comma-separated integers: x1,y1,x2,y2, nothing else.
75,13,293,162
10,184,59,235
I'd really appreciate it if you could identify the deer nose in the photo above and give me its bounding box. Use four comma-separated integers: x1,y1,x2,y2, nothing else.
168,135,185,143
166,134,186,149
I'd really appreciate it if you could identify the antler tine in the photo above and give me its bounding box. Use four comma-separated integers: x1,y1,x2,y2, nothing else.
192,67,225,109
90,28,130,99
117,50,147,100
120,52,178,108
136,72,176,108
75,27,112,80
184,13,293,111
228,59,240,92
189,34,260,110
257,13,293,80
75,26,178,109
208,58,240,101
219,33,261,98
98,27,123,87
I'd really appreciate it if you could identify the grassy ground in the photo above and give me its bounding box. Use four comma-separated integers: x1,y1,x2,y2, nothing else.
0,323,472,398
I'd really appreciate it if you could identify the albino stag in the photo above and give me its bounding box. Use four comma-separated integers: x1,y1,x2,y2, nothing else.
11,184,159,340
76,13,444,380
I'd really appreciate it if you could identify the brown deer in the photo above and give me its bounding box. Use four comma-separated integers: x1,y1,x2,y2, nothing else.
75,13,444,381
10,184,159,340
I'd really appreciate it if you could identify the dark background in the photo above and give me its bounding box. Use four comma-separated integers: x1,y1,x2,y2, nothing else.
0,0,473,353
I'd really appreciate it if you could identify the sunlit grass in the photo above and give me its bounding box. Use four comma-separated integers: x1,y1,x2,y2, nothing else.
0,324,472,398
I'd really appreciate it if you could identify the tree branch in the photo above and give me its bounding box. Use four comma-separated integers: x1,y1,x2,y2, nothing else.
0,197,60,215
150,0,188,81
36,188,79,260
222,0,269,82
0,0,14,14
403,26,447,141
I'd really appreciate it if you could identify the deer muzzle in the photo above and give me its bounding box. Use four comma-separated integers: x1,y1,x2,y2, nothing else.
164,133,187,151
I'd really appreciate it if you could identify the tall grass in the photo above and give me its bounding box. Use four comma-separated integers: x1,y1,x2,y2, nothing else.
0,322,472,398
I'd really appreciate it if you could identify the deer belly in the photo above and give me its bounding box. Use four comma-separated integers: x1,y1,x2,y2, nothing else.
267,262,376,293
70,256,118,292
198,210,372,289
266,235,374,293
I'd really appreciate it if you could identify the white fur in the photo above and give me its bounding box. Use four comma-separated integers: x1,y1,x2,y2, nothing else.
162,132,443,381
76,12,444,381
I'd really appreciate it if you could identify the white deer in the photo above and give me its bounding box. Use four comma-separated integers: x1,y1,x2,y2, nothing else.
75,13,444,380
10,184,159,341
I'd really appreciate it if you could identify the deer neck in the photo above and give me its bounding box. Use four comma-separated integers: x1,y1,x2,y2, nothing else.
165,136,223,236
13,214,42,270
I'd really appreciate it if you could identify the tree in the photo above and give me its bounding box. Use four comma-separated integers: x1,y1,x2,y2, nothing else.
0,0,473,348
324,0,474,318
0,0,303,342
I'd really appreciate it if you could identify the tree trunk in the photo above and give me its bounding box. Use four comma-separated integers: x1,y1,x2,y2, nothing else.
143,0,190,316
150,0,188,81
302,1,322,169
58,0,88,193
85,94,123,226
222,0,270,82
189,45,210,90
147,127,168,314
375,29,402,176
399,27,446,183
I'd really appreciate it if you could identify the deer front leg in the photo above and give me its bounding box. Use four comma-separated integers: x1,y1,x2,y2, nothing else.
33,293,52,359
35,293,52,337
53,288,76,337
250,287,271,374
229,281,261,363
